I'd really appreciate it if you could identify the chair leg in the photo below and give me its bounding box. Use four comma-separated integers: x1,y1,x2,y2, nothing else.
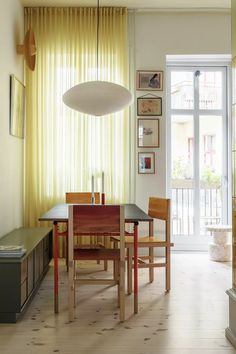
104,237,109,271
166,245,171,291
119,259,125,322
73,262,76,308
114,259,119,282
65,235,69,272
68,260,75,321
113,240,119,282
116,260,120,308
149,247,154,283
127,248,133,295
104,260,108,271
97,259,108,270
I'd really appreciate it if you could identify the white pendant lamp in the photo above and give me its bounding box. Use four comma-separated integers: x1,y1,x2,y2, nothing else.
62,0,133,116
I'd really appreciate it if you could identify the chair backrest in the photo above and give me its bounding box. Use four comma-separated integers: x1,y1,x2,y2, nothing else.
148,197,171,242
65,192,100,204
148,197,170,221
69,205,124,237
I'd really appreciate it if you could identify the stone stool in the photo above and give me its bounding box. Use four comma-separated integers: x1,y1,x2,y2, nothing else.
206,225,232,262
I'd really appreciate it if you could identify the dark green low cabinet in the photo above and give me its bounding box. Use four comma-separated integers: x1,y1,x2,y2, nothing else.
0,227,52,323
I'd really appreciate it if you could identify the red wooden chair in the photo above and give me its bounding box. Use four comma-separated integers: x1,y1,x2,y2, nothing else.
68,205,126,322
66,192,108,270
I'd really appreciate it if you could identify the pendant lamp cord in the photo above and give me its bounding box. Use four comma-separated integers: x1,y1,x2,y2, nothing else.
96,0,100,80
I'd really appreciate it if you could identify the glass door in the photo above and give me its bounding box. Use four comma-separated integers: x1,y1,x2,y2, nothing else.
168,67,228,248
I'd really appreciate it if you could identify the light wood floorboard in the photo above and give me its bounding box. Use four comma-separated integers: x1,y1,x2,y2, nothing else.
0,252,235,354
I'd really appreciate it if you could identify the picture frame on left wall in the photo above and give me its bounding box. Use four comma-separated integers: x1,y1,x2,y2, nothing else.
9,75,25,138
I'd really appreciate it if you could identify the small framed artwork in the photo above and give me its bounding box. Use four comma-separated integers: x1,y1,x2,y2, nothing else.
136,70,163,91
137,97,162,116
138,118,160,148
138,152,155,174
9,75,25,138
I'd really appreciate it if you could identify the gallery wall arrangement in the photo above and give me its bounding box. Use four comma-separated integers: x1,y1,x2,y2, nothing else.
136,70,163,175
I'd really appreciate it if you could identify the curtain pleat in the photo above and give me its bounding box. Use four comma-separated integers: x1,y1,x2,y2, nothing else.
24,7,131,228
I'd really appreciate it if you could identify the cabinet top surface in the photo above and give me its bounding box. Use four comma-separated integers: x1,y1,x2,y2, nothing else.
0,228,52,263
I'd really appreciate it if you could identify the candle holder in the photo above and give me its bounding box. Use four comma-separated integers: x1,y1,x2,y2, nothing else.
91,174,95,205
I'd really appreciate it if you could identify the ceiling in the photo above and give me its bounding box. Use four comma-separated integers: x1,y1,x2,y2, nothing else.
21,0,230,10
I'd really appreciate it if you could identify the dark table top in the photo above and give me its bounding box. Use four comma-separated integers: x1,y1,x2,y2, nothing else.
39,203,152,223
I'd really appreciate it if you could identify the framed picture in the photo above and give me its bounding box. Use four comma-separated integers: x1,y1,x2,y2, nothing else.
137,97,162,116
136,70,163,91
138,152,155,174
9,75,25,138
138,118,160,148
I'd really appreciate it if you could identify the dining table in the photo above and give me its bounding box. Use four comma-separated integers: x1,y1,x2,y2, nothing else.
39,203,153,315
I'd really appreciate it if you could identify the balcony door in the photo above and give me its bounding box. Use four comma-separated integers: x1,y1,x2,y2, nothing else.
168,66,228,249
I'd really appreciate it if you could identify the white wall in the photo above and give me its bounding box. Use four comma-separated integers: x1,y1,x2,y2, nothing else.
0,0,24,237
132,10,231,232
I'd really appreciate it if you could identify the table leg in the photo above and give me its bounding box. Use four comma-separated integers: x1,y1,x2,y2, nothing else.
53,221,59,313
133,222,138,314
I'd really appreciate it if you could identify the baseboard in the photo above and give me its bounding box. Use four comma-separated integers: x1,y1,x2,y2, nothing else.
226,288,236,349
225,327,236,348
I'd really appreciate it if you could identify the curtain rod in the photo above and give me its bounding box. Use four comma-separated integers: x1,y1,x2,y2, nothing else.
129,8,230,13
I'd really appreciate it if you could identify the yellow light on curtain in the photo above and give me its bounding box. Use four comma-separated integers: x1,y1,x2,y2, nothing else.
24,7,131,227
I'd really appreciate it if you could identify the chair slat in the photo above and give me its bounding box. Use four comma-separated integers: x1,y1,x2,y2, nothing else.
66,192,100,204
148,197,170,220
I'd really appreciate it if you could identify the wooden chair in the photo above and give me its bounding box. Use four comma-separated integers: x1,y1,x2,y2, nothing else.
68,205,125,322
113,197,173,294
65,192,107,270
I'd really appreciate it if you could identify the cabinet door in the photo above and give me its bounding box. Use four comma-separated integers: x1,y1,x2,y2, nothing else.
34,246,40,284
34,241,44,284
27,252,34,295
21,258,27,284
20,280,27,307
39,241,44,275
20,258,28,307
43,234,50,268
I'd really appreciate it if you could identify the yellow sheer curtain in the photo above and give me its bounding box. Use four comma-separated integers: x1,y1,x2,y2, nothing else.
24,7,131,227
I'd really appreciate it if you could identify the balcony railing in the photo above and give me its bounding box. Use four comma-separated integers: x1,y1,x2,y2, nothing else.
171,180,221,236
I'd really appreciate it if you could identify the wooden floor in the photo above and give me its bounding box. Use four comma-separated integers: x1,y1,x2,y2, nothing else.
0,252,235,354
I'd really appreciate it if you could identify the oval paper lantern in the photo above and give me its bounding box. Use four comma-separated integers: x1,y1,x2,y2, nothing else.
63,81,133,116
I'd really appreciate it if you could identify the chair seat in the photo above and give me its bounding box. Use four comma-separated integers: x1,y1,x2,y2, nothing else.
74,248,120,260
112,235,174,248
74,243,105,249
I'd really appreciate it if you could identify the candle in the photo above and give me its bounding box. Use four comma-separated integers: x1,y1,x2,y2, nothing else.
102,172,104,194
101,172,105,205
91,175,94,198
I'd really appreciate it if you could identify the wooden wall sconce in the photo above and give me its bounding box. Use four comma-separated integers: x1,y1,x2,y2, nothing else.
17,28,36,71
